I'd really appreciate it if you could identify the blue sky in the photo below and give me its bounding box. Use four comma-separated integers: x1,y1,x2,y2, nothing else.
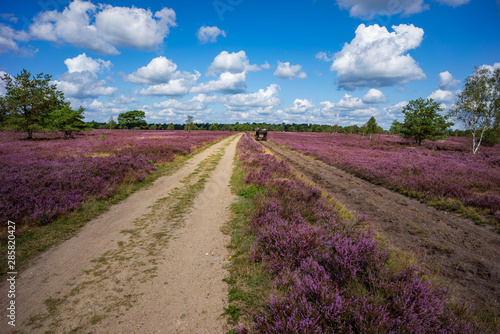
0,0,499,128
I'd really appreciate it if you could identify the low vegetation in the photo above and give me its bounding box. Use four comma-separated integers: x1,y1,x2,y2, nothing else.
0,130,230,228
270,132,500,229
226,133,490,332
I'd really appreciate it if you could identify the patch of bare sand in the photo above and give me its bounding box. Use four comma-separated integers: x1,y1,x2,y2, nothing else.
107,134,239,333
1,134,240,334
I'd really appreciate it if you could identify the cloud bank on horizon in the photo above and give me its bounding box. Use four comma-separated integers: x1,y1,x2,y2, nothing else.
0,0,498,128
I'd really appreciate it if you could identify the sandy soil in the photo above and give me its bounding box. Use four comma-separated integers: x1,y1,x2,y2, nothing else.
262,140,500,317
1,134,240,334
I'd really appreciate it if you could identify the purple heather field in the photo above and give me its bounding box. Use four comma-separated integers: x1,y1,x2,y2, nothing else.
235,133,487,333
269,132,500,222
0,130,231,226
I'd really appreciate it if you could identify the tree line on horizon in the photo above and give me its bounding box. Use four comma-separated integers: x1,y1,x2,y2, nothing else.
1,67,498,153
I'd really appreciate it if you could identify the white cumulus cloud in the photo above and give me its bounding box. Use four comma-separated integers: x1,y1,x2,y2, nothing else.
223,84,281,111
319,94,379,118
126,56,200,97
438,71,460,90
207,50,260,75
136,71,201,97
192,51,262,94
64,53,111,73
274,61,307,80
29,0,176,55
384,101,408,119
362,88,387,103
428,89,456,103
285,99,315,114
334,94,369,111
197,26,226,44
126,56,178,84
53,53,116,99
150,94,217,120
329,24,426,90
54,72,116,99
85,95,137,115
191,72,247,94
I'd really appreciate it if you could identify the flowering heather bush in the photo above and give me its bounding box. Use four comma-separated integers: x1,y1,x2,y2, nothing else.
0,130,231,226
270,132,500,221
235,133,486,333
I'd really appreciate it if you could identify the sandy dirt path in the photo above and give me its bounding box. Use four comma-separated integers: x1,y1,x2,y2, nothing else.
262,140,500,317
1,134,240,333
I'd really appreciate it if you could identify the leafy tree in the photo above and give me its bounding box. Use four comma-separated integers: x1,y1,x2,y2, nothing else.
209,123,218,131
222,124,234,131
365,116,379,139
167,122,175,130
0,69,66,139
401,98,452,145
88,120,100,129
118,110,147,129
481,126,500,147
347,125,358,134
390,120,403,135
107,116,117,130
359,125,367,137
149,124,157,130
311,124,322,132
185,115,194,132
449,67,500,154
0,98,8,130
49,105,88,138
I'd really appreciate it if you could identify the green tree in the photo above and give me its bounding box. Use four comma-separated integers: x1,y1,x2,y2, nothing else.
209,123,218,131
401,98,452,146
359,125,367,137
167,122,175,130
107,116,117,130
149,124,157,130
365,116,379,139
49,105,88,138
0,69,66,139
0,98,7,129
449,67,500,154
389,119,403,135
185,115,194,132
481,125,500,147
88,120,100,129
118,110,147,129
